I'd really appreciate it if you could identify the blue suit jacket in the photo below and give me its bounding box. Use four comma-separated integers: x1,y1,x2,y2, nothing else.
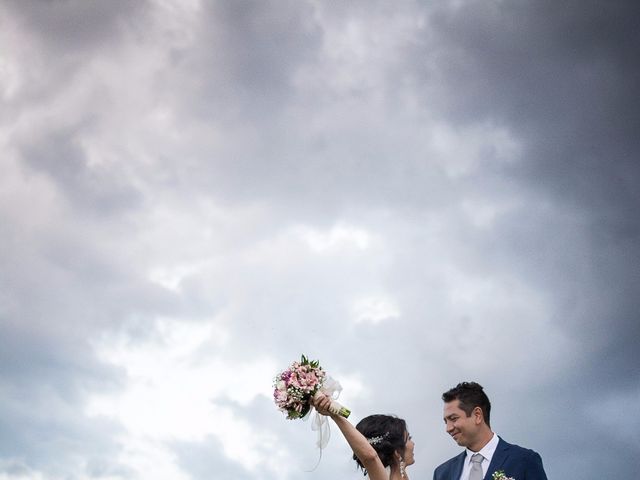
433,437,547,480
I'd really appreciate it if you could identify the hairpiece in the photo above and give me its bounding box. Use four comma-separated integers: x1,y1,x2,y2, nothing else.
367,432,389,445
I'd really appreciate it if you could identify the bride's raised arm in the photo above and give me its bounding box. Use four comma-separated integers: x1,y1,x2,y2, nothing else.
312,394,388,480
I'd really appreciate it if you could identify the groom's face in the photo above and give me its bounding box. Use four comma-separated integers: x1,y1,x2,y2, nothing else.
443,400,478,448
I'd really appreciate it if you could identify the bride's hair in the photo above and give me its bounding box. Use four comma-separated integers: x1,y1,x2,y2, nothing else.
353,414,408,474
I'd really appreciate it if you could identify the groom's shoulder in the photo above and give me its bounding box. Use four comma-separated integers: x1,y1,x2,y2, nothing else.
500,438,543,460
434,451,464,473
498,438,547,478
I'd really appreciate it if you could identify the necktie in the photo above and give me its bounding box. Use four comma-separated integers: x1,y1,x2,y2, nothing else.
469,453,484,480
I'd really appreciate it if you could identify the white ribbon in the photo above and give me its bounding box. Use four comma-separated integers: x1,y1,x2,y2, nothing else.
310,376,343,449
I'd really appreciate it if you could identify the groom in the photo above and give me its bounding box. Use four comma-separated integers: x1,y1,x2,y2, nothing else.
433,382,547,480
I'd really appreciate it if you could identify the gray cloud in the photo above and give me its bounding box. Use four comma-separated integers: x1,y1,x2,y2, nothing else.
411,0,640,376
2,0,149,54
20,127,142,214
169,0,321,123
1,1,638,479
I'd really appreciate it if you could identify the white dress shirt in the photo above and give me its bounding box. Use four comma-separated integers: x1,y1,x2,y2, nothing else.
459,433,499,480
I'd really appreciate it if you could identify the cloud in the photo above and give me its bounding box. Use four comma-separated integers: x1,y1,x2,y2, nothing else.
1,1,638,479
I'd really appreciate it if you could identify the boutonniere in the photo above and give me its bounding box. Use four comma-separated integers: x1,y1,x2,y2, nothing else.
492,471,515,480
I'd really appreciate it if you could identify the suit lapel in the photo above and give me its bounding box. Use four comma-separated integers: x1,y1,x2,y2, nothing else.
451,451,466,480
484,437,510,480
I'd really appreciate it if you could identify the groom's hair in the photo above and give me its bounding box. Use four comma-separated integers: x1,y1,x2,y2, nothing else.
442,382,491,427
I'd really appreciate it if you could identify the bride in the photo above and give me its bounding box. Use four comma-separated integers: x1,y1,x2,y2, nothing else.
312,393,415,480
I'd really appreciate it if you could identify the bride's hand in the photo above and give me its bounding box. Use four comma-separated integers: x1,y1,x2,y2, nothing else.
311,393,334,416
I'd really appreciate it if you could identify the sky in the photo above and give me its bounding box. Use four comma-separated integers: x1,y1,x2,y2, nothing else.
1,1,639,479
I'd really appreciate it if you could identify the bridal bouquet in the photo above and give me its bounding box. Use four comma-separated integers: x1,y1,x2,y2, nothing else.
273,355,350,420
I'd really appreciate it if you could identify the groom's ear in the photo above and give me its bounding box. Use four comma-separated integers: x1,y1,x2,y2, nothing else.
472,406,484,425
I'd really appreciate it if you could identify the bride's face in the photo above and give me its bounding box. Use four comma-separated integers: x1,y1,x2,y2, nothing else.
402,431,416,466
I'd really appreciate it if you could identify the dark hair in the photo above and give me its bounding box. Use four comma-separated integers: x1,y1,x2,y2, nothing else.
442,381,491,427
353,414,408,475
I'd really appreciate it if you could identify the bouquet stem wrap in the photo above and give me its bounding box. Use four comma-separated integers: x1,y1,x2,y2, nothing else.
312,380,350,417
311,376,350,449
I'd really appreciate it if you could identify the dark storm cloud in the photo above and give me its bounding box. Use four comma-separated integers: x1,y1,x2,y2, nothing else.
0,0,150,119
174,0,321,120
159,1,500,217
2,0,148,54
410,0,640,366
413,0,640,219
419,1,640,130
1,1,639,479
19,127,142,214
